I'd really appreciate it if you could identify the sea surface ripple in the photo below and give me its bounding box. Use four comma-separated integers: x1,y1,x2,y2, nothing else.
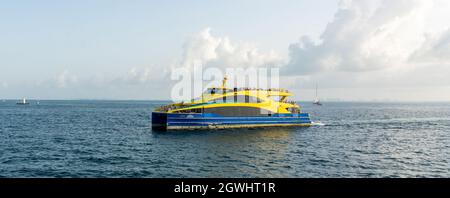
1,100,449,177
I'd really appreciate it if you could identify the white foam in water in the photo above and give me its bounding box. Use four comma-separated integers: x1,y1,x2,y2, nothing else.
311,121,325,126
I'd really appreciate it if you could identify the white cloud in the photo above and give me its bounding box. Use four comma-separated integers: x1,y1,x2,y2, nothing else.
283,0,450,75
409,28,450,64
180,28,284,69
8,1,450,101
123,67,168,84
56,70,78,88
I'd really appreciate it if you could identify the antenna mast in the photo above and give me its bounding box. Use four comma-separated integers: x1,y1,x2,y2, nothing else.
222,76,228,89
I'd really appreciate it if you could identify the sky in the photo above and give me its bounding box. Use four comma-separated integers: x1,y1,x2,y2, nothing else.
1,0,450,101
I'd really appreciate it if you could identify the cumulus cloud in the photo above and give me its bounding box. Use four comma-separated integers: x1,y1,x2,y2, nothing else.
409,28,450,64
123,67,169,84
180,28,283,69
56,70,78,88
284,0,450,75
9,1,450,100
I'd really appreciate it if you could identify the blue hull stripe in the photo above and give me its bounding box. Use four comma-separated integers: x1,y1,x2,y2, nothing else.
152,112,312,128
168,121,311,126
163,113,310,118
168,118,311,123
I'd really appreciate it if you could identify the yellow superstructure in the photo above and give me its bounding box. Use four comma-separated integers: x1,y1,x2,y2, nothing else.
156,77,301,115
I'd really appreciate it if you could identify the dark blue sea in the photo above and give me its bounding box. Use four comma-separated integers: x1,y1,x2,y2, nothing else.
1,100,449,178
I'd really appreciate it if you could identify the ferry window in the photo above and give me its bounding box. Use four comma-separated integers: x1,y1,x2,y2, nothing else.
287,107,300,113
237,95,246,103
178,108,202,113
236,95,257,103
213,96,228,103
268,96,281,102
206,88,226,95
211,95,262,103
212,96,233,103
250,96,262,103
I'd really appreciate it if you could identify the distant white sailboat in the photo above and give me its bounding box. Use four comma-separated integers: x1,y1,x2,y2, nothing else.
313,84,322,106
17,98,29,105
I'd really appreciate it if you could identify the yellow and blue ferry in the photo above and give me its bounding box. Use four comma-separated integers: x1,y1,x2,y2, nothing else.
152,77,312,130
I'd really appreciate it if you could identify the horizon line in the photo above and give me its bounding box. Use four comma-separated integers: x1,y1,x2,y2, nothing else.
2,98,450,103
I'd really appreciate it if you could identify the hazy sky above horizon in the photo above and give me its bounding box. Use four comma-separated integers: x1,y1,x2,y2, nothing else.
1,0,450,101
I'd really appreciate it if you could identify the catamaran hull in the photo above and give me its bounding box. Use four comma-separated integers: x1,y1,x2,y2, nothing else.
152,112,312,130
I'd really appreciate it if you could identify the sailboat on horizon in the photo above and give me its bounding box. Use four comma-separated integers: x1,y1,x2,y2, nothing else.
16,98,29,105
313,83,322,106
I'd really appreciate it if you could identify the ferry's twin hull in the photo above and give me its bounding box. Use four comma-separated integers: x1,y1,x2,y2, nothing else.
152,112,312,130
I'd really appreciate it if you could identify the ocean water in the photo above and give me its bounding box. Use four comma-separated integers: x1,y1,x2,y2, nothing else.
1,100,449,178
